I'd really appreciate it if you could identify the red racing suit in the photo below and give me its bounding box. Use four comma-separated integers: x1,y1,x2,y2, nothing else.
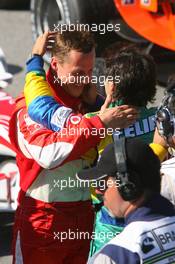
9,66,105,264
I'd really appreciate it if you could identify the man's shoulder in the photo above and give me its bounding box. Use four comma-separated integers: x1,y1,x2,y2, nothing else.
92,243,140,264
93,214,175,263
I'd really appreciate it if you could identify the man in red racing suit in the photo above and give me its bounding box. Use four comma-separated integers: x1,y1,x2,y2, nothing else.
9,30,138,264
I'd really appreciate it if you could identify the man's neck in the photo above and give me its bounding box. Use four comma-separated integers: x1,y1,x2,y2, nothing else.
124,194,145,218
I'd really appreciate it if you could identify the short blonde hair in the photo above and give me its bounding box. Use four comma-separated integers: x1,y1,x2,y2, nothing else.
52,26,96,63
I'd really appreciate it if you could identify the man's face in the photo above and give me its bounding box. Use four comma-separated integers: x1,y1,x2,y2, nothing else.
98,177,126,218
51,49,95,98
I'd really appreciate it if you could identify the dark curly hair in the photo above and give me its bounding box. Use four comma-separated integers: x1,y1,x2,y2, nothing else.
106,49,157,107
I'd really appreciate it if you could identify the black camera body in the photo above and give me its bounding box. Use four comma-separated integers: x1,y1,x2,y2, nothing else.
156,82,175,141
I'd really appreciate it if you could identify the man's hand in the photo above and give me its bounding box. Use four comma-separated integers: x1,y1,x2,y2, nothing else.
32,31,57,56
100,94,113,114
153,128,169,148
154,127,175,149
98,105,139,129
105,80,116,98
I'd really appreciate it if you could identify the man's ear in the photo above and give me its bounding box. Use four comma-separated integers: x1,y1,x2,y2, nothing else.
50,57,59,72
